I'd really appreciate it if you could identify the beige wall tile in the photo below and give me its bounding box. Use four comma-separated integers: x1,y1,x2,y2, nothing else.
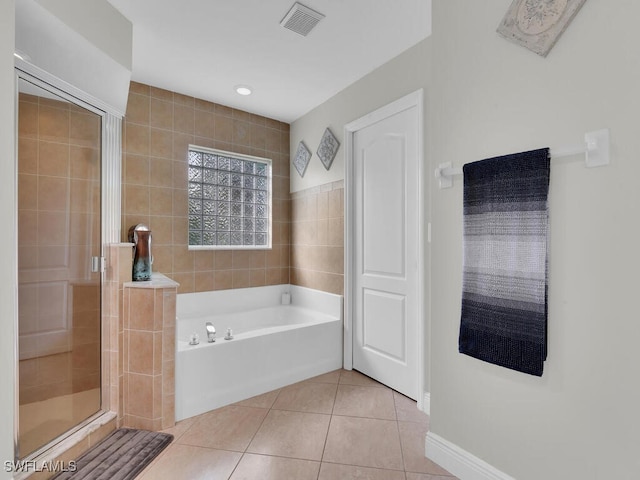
152,245,173,274
232,250,252,269
173,92,194,107
39,105,70,142
130,81,150,96
149,85,173,101
163,289,176,329
193,250,214,272
149,157,173,187
148,216,173,245
150,98,173,130
214,270,233,290
250,269,266,287
194,270,214,292
232,270,251,289
125,154,150,185
172,272,194,294
125,123,150,156
38,141,69,177
128,289,154,330
38,175,69,211
19,137,38,173
70,146,99,180
128,330,154,375
122,81,291,294
173,246,194,272
290,186,344,295
150,128,173,159
69,111,100,149
126,92,150,125
149,187,173,216
19,101,39,139
124,184,150,216
194,109,214,138
174,104,194,134
127,374,153,418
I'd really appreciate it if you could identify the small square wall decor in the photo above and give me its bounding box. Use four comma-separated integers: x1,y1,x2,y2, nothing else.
293,141,312,177
317,127,340,171
496,0,586,57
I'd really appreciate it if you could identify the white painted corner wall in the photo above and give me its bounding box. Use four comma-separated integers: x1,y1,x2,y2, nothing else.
0,1,16,478
15,0,132,115
428,0,640,479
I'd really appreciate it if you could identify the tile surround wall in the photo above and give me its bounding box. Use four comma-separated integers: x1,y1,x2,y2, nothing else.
122,278,177,431
105,243,134,426
122,82,291,294
290,181,344,295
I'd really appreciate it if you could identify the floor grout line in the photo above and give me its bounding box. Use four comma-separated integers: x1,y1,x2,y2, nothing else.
137,369,449,479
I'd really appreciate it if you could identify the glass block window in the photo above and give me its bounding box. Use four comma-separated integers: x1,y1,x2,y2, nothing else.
187,146,272,249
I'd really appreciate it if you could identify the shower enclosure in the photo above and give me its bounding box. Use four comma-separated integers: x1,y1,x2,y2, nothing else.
16,75,103,458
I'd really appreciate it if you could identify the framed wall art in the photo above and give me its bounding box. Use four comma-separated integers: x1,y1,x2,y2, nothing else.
293,141,311,177
496,0,587,57
316,127,340,171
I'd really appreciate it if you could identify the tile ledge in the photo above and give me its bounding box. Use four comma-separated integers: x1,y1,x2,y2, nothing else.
124,273,180,289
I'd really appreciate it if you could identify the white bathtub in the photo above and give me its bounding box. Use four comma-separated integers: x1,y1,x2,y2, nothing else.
175,284,343,421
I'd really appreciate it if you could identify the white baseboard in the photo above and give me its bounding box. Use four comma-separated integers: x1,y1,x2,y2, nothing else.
425,432,516,480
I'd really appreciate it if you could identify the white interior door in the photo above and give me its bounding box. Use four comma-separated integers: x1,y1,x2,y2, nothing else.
352,97,421,399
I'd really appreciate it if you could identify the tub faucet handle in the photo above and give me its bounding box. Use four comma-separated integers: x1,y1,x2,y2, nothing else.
224,327,234,340
206,322,216,343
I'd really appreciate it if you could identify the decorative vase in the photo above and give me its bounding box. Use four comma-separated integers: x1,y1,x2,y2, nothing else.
128,224,153,281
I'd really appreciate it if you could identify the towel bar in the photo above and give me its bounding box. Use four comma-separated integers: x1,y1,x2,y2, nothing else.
434,128,610,189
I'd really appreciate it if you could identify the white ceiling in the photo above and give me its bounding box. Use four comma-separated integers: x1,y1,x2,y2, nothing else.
106,0,431,123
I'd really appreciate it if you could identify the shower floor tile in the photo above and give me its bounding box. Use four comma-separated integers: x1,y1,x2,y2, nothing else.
137,369,458,480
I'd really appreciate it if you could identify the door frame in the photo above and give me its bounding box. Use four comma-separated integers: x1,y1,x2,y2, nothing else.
343,89,426,411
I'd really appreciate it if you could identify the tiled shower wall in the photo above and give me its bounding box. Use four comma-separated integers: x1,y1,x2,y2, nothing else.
122,82,291,293
290,181,344,295
17,93,101,403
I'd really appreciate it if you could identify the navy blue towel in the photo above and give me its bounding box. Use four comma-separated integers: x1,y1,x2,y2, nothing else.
459,148,550,376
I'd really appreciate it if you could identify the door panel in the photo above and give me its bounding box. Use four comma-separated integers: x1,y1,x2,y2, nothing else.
353,104,420,399
17,77,102,458
362,135,405,277
363,289,406,362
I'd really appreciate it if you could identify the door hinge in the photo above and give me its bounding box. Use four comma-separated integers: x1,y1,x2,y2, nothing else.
91,256,105,273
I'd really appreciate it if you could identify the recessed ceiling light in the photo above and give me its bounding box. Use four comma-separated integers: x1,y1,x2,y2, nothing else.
235,85,252,96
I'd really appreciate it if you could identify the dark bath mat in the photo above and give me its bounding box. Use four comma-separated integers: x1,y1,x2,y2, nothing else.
51,428,173,480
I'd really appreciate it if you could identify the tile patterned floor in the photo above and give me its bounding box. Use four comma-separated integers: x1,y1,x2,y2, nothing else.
137,369,458,480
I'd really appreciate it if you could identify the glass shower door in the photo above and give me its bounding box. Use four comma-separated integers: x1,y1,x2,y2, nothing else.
17,78,102,458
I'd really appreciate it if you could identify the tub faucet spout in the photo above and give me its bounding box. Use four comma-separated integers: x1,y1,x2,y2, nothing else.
206,322,216,342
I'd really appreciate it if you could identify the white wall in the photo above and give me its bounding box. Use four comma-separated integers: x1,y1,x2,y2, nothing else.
429,1,640,478
16,0,132,115
293,0,640,478
0,0,16,478
34,0,132,70
290,39,431,193
290,38,433,397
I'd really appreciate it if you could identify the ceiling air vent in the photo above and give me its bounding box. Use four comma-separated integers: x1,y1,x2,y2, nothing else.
280,2,325,37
